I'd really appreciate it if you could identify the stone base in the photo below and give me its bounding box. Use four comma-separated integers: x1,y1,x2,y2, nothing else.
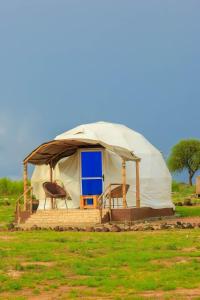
111,207,174,222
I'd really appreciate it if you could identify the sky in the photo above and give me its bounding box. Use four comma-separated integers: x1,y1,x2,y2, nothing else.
0,0,199,181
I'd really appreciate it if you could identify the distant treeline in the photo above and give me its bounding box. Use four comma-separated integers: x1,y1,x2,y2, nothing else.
0,178,25,195
172,180,194,193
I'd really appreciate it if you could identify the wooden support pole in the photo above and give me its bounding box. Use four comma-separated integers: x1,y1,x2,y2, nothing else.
23,162,28,211
109,184,112,221
49,163,53,209
30,187,33,214
136,160,140,208
122,159,127,208
50,163,53,182
16,201,20,224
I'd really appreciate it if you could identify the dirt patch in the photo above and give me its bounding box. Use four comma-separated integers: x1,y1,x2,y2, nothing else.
139,287,200,299
21,261,55,267
7,270,24,278
182,247,197,252
2,286,200,300
152,256,193,267
151,216,200,225
0,235,14,241
0,285,111,300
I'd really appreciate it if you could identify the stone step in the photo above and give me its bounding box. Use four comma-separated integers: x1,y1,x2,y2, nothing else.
25,221,100,225
25,216,100,221
34,210,99,212
28,213,101,218
25,219,100,224
30,217,99,219
28,213,100,217
25,215,100,219
19,208,109,229
21,224,100,229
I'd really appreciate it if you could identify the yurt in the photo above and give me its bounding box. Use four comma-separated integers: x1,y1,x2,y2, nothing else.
16,122,174,226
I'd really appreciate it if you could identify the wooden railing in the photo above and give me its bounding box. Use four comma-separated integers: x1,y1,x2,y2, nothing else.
15,186,33,224
97,183,122,222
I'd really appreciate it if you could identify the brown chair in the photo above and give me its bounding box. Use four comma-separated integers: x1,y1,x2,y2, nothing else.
43,182,68,209
105,184,130,208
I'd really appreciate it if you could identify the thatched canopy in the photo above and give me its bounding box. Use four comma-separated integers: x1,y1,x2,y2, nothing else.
24,139,139,167
24,140,101,167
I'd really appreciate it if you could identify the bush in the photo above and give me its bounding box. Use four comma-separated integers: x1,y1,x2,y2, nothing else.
0,178,24,195
172,180,180,192
172,180,195,194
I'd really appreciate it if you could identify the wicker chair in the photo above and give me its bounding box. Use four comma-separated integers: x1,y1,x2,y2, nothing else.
43,182,68,209
105,184,130,208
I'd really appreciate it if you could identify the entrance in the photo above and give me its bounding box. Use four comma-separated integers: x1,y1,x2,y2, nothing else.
80,150,104,207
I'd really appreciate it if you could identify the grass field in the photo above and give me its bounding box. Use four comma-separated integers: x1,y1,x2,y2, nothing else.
0,180,200,299
175,206,200,217
0,230,200,299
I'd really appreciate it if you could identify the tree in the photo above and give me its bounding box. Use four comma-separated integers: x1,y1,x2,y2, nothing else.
168,139,200,186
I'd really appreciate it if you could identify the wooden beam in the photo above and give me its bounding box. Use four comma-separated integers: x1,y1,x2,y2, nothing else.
23,162,28,211
50,163,53,182
49,162,54,209
122,159,127,208
136,160,140,208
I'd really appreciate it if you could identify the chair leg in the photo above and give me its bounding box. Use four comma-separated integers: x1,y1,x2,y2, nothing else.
65,198,68,209
55,198,58,209
44,197,46,210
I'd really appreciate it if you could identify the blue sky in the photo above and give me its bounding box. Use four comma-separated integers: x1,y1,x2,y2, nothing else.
0,1,199,181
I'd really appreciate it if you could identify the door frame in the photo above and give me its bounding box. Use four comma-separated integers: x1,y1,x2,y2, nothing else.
78,147,105,196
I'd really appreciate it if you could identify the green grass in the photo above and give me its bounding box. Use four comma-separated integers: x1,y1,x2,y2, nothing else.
175,206,200,217
171,181,200,217
0,230,200,299
0,178,25,229
0,195,17,228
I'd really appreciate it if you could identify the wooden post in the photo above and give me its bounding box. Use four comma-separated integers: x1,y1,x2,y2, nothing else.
109,184,112,221
122,159,127,208
23,162,28,211
136,160,140,208
196,176,200,197
16,201,20,224
50,163,53,209
30,187,33,214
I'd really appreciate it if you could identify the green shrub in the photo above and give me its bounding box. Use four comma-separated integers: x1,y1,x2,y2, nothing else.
172,180,196,204
0,178,25,196
172,180,180,192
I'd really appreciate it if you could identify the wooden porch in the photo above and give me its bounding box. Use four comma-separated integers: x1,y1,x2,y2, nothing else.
16,140,154,225
15,157,142,226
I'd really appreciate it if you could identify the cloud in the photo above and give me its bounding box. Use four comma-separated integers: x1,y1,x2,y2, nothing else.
0,110,42,178
0,126,6,136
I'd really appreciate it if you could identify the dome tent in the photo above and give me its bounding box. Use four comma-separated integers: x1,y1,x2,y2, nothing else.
31,121,173,210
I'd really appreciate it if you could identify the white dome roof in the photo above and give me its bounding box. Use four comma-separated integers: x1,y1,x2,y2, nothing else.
55,121,160,158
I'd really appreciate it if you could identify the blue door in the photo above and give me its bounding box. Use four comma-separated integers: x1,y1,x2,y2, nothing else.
81,151,103,196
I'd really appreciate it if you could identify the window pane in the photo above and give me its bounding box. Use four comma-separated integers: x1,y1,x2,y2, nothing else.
81,151,102,177
82,179,103,195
